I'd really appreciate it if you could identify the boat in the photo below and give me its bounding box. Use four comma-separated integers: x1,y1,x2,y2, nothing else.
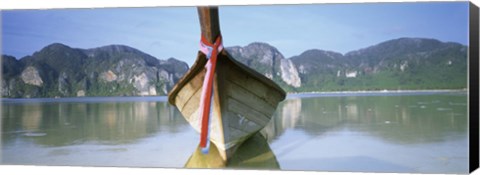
168,7,286,161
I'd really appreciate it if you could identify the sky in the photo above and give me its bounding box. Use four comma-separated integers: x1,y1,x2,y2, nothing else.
1,2,469,66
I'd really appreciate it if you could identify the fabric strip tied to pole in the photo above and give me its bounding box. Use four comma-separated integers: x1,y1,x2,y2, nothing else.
198,35,223,154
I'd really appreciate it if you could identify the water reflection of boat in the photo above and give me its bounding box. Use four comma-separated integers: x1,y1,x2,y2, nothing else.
168,7,285,161
184,132,280,169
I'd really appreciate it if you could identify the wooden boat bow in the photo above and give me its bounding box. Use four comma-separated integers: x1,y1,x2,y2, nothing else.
167,6,286,161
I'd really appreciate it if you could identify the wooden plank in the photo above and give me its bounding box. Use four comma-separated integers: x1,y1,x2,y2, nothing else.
175,70,205,109
226,82,277,117
211,76,225,148
227,82,277,108
227,98,271,127
226,69,284,107
178,86,202,120
168,53,207,105
215,58,231,148
226,111,262,134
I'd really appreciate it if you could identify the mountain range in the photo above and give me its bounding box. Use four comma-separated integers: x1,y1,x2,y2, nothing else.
2,44,188,98
1,37,467,98
229,37,467,92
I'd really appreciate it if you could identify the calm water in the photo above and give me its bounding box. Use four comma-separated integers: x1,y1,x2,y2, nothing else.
1,91,468,173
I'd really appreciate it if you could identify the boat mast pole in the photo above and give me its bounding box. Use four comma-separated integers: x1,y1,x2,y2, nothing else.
198,6,221,43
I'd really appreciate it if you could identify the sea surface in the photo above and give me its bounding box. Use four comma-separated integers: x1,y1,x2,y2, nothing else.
0,91,469,173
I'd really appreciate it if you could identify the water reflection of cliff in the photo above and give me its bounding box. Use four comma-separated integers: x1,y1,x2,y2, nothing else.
1,101,188,146
262,94,467,144
261,98,302,142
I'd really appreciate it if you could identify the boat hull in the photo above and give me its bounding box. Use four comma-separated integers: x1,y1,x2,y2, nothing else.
168,51,286,160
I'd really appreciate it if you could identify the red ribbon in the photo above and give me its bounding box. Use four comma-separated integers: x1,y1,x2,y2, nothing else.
198,35,223,152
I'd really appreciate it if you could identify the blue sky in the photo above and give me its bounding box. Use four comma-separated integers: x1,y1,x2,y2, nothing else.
1,2,469,66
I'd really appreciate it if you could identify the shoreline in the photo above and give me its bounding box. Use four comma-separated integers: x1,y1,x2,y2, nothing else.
286,88,468,98
0,88,468,101
287,88,468,95
0,95,169,103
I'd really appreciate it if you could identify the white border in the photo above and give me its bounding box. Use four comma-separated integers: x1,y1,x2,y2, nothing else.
0,0,478,175
0,165,438,175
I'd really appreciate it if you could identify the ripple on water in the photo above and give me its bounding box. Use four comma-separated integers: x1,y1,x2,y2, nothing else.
436,108,452,111
24,132,47,137
449,102,467,106
98,148,129,152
